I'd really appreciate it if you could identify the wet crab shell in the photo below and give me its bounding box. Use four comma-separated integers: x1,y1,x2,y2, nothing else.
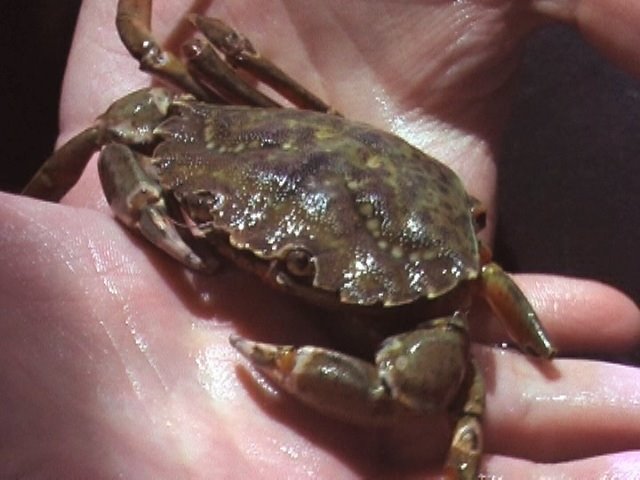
150,100,480,307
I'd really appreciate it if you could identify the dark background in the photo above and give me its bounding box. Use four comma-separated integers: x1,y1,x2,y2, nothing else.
0,3,637,303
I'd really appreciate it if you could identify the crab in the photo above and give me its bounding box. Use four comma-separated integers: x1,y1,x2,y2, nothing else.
23,0,556,478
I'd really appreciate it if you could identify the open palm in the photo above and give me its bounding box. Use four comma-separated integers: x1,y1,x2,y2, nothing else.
2,0,640,477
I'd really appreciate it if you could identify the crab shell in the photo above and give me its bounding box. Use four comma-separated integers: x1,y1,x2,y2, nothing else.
151,100,480,307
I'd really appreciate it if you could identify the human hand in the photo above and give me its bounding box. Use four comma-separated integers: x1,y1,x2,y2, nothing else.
3,0,640,477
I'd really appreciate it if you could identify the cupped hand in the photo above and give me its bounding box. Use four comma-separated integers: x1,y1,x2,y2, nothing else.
2,0,639,478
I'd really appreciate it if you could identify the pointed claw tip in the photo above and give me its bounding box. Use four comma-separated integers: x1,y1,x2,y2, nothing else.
527,327,557,359
228,335,298,376
542,345,558,360
532,342,557,359
542,339,558,359
229,334,253,357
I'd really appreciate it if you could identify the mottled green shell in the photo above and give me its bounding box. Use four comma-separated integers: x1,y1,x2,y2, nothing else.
152,101,480,306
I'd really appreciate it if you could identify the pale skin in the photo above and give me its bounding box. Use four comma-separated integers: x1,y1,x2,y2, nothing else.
2,0,640,478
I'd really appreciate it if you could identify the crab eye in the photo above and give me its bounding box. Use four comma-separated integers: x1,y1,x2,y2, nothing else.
285,249,315,278
470,198,487,231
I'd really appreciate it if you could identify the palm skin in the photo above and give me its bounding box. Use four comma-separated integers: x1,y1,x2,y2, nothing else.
2,0,640,478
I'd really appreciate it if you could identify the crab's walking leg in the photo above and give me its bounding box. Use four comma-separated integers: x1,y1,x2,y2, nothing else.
182,38,280,108
22,127,102,201
445,360,484,480
192,16,335,113
481,262,556,358
23,87,173,202
116,0,210,99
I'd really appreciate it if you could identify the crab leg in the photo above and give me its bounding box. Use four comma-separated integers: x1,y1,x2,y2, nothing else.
445,360,484,480
116,0,210,99
22,127,102,201
182,38,280,107
191,16,335,113
481,262,556,358
23,87,173,202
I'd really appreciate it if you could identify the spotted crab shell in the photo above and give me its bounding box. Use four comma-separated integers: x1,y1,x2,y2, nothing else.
152,101,480,307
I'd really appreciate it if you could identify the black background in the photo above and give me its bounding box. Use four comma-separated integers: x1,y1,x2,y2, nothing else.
1,3,637,303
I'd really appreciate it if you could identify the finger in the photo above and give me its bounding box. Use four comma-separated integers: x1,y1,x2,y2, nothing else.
484,450,640,478
472,274,640,355
477,347,640,461
533,0,640,77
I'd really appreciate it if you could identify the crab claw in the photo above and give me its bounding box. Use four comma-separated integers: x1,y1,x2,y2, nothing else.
229,335,299,384
229,319,472,427
229,334,401,424
98,143,217,273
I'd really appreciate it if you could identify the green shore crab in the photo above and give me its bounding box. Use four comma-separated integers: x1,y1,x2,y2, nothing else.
23,1,556,478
